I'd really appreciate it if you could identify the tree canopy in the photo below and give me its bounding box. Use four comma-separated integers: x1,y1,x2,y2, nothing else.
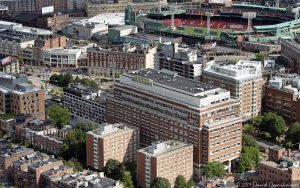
237,146,260,173
61,127,86,166
150,177,171,188
174,175,187,188
242,134,258,148
121,171,135,188
103,159,125,181
49,73,98,89
286,122,300,144
204,161,226,178
260,112,286,140
46,104,71,128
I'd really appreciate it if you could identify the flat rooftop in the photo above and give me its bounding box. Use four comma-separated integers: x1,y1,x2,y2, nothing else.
128,69,217,95
88,123,136,137
138,140,191,156
88,13,125,25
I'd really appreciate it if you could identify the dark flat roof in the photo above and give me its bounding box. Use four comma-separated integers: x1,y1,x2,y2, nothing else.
128,69,217,94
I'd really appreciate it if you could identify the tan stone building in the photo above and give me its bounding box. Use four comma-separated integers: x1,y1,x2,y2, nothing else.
86,123,140,171
202,60,263,121
0,73,45,120
137,140,193,188
107,69,242,177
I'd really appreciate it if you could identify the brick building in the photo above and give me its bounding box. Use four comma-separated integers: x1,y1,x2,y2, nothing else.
21,123,72,155
13,152,50,188
27,159,65,188
137,140,193,188
14,12,69,31
239,41,281,54
0,72,45,120
281,39,300,72
87,44,157,78
107,69,242,177
256,146,300,185
202,60,264,121
0,146,34,183
263,77,300,123
86,123,139,171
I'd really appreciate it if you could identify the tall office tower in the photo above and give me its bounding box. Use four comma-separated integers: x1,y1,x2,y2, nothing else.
137,140,193,188
107,69,242,177
86,123,140,171
202,60,263,121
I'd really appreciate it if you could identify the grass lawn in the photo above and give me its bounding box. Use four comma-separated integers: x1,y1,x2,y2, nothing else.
0,113,16,120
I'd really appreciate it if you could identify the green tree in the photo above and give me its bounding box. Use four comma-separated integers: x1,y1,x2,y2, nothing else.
186,179,195,188
204,161,226,178
255,52,269,62
242,134,258,148
242,146,260,165
62,73,74,87
286,122,300,144
174,175,187,188
243,123,256,134
74,76,81,83
121,170,134,188
237,154,255,173
124,162,137,186
150,177,171,188
64,158,83,172
61,128,86,165
50,74,59,84
46,104,71,128
260,112,286,140
27,80,33,85
103,159,125,181
249,116,263,128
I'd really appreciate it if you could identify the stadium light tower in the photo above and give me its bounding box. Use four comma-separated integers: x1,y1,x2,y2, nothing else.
205,12,214,35
242,12,256,32
275,0,279,8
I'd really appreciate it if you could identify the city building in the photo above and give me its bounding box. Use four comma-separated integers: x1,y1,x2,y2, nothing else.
0,56,19,74
263,76,300,123
43,48,82,67
21,124,72,154
39,164,73,188
0,146,34,183
86,123,139,171
14,12,69,31
108,25,138,43
0,72,45,119
63,83,110,125
27,159,65,188
239,41,281,54
107,69,242,177
13,152,50,188
256,146,300,184
155,43,203,80
67,0,86,10
281,39,300,73
85,0,167,17
137,140,193,188
49,171,122,188
0,0,67,13
61,20,108,40
0,29,36,58
0,21,53,35
87,44,157,77
202,60,264,120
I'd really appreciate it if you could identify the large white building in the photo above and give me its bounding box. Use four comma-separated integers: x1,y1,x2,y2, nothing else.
61,20,108,40
202,60,264,120
43,48,82,67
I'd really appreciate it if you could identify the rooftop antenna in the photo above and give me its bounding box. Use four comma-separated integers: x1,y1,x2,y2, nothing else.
158,0,161,13
275,0,279,8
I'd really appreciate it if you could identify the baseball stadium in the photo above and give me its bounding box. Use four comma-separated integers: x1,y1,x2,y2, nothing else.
125,2,300,43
